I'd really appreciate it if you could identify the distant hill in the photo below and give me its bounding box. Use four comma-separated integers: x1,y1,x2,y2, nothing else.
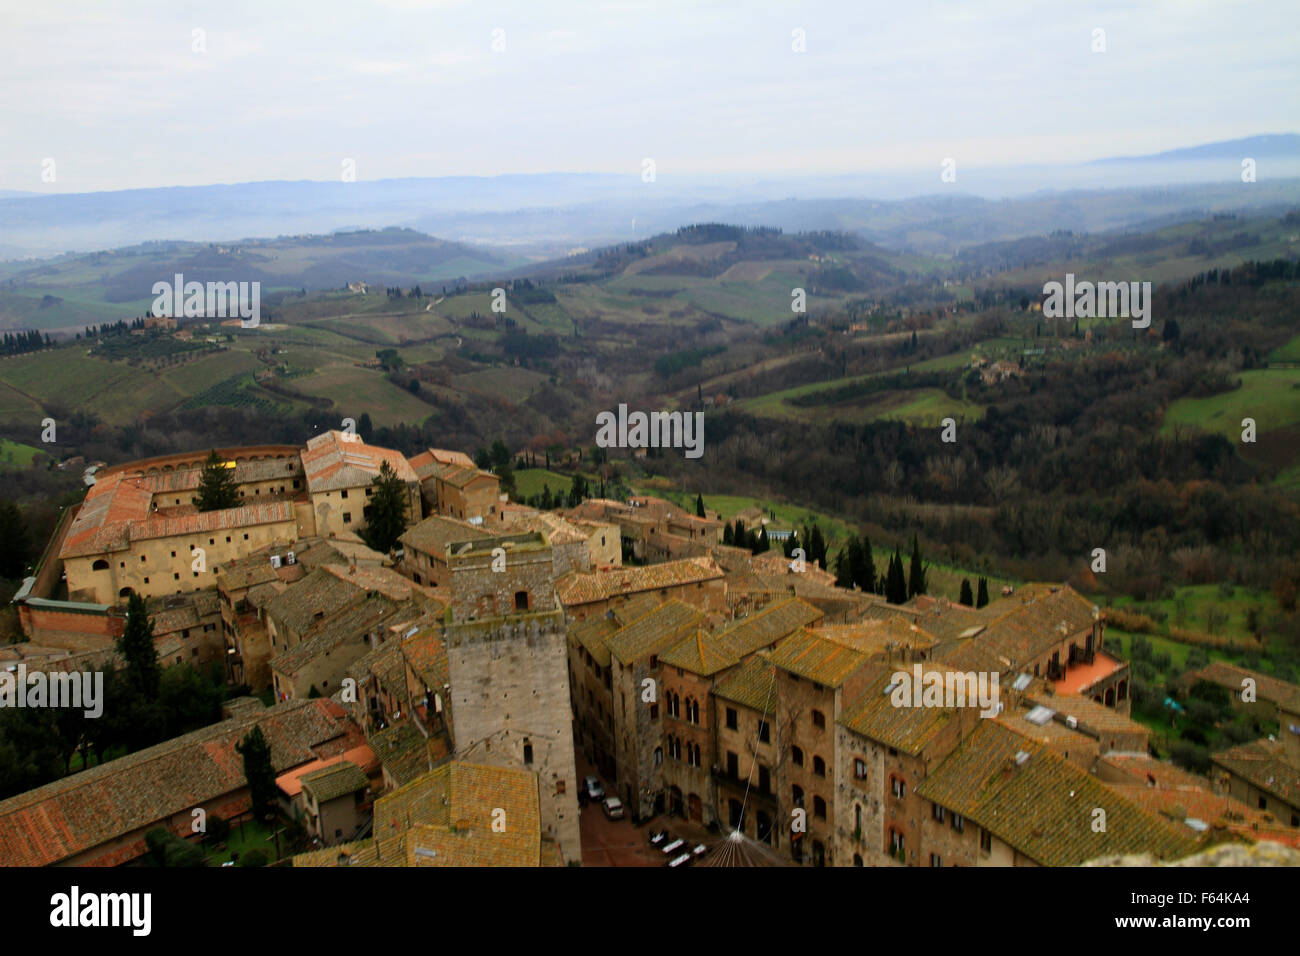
1092,134,1300,164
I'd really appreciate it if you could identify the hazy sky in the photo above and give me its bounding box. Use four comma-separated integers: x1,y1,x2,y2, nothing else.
1,0,1296,193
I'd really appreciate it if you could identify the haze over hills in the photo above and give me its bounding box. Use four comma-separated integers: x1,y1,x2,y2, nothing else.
2,136,1297,261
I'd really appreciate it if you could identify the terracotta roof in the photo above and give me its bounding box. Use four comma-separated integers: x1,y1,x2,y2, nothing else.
263,567,365,637
767,628,870,687
369,720,433,786
606,600,704,665
839,666,973,755
812,617,939,658
555,557,724,607
1183,662,1300,713
660,628,740,677
301,430,417,493
719,598,823,658
399,515,489,557
570,616,618,668
713,655,777,713
915,721,1197,866
1212,739,1300,808
1026,692,1149,742
0,699,356,867
299,760,371,803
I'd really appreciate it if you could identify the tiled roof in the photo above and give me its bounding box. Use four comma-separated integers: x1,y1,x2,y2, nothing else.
0,699,354,867
301,431,418,493
713,655,777,713
659,629,740,677
606,601,704,665
269,595,405,677
970,584,1098,668
915,721,1197,866
1212,739,1300,808
812,617,939,658
399,515,489,557
300,760,370,803
767,628,869,687
839,666,971,755
1027,693,1149,740
372,762,542,865
263,567,364,637
1183,662,1300,713
60,467,295,558
555,557,724,607
719,598,823,658
570,616,618,668
369,720,436,786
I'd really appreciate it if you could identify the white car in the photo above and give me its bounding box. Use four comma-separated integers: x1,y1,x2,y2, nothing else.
602,796,624,820
583,776,606,802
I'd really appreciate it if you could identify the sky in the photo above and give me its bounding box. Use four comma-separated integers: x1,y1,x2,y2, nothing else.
0,0,1296,194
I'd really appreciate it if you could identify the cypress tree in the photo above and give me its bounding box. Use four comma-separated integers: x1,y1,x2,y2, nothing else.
977,577,990,609
722,522,734,546
695,494,706,518
860,536,877,594
195,450,238,512
959,578,974,606
361,460,410,553
907,534,927,598
235,725,277,823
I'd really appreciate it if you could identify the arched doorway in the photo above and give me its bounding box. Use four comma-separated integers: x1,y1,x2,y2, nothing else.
687,793,703,822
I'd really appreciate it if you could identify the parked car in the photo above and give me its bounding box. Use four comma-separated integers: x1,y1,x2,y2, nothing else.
583,776,605,802
602,796,625,820
692,843,710,859
661,837,686,855
666,851,692,868
648,829,669,846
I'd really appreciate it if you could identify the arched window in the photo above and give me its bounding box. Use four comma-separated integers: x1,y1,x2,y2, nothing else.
792,785,804,808
118,587,133,598
523,740,533,765
791,746,804,766
654,746,663,766
813,755,826,777
91,559,110,571
690,699,700,724
813,796,827,820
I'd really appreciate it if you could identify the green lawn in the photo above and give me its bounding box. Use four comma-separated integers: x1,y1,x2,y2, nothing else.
1160,368,1300,439
0,437,41,469
514,468,578,500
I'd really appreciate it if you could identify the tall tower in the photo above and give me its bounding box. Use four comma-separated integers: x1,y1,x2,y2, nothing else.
442,532,581,862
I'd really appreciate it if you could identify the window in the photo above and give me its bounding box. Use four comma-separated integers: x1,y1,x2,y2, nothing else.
813,796,826,820
853,758,867,780
979,829,992,854
689,699,699,724
654,747,663,766
758,765,770,793
343,512,352,523
92,559,109,571
726,752,738,779
341,489,349,499
649,703,659,720
811,709,825,730
725,707,738,730
930,853,942,868
757,720,770,743
1258,796,1267,810
792,785,804,808
813,756,826,777
889,831,905,855
514,591,529,611
932,804,945,823
951,813,964,833
792,746,804,766
890,776,906,799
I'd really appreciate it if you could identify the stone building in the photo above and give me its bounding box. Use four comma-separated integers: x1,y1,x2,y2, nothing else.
301,430,421,541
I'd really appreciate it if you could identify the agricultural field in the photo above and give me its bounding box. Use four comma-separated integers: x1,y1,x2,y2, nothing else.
0,437,41,469
1160,367,1300,439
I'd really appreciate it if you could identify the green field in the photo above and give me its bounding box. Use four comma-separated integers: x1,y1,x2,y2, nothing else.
0,437,41,469
1107,584,1276,644
1161,368,1300,439
513,468,579,500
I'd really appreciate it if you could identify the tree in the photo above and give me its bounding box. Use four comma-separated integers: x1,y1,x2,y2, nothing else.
858,536,877,594
886,550,908,604
907,534,927,598
567,473,589,507
695,494,706,518
195,450,238,512
834,547,853,588
722,522,734,546
117,593,162,703
236,725,277,823
360,460,409,553
755,526,770,554
144,828,205,868
809,524,827,570
959,578,974,606
0,501,30,579
977,577,989,609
